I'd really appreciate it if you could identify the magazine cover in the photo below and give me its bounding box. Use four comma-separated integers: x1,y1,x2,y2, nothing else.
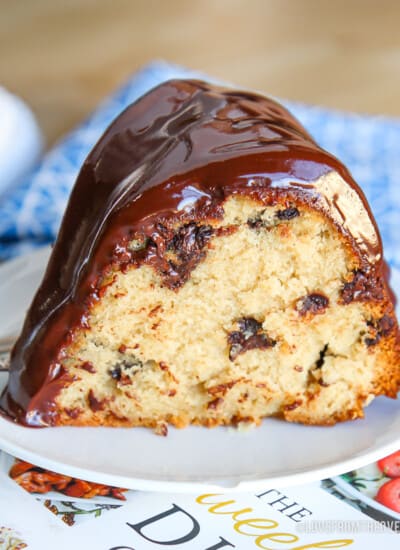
1,448,400,548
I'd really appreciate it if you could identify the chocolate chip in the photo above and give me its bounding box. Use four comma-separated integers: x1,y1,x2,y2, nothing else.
88,390,105,412
341,270,383,304
365,337,379,347
228,343,243,361
168,222,213,261
248,207,300,230
120,358,143,370
109,366,122,380
297,293,329,316
276,207,300,220
247,215,264,229
247,209,273,230
146,222,214,289
238,317,263,337
365,314,395,346
316,344,328,369
377,314,395,336
228,317,276,361
109,357,143,380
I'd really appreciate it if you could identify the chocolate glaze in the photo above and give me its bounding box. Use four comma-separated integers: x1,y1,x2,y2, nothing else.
0,79,392,426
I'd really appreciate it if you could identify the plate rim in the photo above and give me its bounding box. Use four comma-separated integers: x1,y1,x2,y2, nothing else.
1,369,400,493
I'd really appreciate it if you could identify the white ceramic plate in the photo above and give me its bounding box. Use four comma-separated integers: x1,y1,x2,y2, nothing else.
0,246,399,493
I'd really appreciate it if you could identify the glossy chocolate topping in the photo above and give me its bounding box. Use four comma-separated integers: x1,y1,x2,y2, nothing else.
0,79,387,426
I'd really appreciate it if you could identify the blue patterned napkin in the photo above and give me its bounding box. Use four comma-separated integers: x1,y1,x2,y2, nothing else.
0,61,399,269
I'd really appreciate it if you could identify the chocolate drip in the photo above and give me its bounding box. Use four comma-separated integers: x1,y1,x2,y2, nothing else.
0,79,389,426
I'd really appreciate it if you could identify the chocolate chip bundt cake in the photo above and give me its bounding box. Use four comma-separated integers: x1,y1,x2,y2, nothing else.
1,79,399,430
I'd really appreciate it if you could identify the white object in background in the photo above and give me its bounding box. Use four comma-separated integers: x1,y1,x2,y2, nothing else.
0,87,43,197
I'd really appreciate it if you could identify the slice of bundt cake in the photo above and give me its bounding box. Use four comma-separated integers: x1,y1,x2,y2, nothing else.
1,79,399,430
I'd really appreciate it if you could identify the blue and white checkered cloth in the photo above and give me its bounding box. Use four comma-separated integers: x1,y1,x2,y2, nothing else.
0,61,399,269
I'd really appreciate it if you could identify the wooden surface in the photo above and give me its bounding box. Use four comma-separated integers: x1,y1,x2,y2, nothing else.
1,0,400,147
